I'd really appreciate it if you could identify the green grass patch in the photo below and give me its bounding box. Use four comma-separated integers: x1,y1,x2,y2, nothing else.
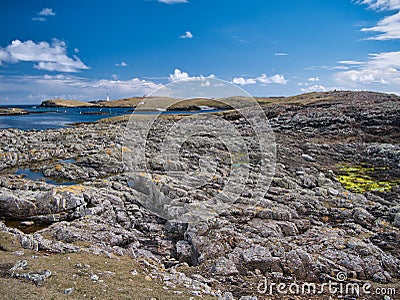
0,231,215,300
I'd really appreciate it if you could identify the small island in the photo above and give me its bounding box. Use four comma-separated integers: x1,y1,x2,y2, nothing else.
0,107,29,116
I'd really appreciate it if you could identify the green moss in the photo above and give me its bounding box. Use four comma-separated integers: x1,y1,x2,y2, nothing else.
336,164,399,193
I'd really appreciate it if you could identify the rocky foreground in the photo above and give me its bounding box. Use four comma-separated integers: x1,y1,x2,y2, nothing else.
0,91,399,299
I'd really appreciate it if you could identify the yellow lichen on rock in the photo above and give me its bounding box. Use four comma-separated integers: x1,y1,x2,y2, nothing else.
336,164,398,193
56,185,86,194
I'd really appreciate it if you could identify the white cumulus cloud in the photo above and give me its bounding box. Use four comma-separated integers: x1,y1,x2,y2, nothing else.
361,11,400,40
116,61,128,67
0,39,89,72
308,77,320,82
301,85,328,93
232,73,287,85
179,31,193,39
232,77,257,85
258,74,287,84
169,69,190,81
356,0,400,11
335,51,400,85
169,68,215,82
338,60,365,65
357,0,400,40
39,8,56,16
32,8,56,21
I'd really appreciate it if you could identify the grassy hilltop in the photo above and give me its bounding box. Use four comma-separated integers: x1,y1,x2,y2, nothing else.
40,91,400,111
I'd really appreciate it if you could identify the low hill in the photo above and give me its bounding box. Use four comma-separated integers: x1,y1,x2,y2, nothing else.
40,99,95,108
39,91,400,110
0,107,29,115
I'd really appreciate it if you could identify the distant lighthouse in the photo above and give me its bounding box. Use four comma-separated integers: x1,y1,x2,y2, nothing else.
106,93,110,102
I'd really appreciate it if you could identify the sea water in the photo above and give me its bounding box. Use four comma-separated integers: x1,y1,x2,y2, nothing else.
0,105,222,130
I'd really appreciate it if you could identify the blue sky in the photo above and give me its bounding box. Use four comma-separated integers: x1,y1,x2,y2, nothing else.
0,0,399,104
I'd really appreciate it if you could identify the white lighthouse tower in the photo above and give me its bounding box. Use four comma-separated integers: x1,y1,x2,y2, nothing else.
106,93,110,102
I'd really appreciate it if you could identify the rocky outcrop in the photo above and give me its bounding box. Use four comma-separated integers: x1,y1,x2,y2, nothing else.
39,99,95,108
0,108,28,116
0,185,86,222
0,91,399,298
